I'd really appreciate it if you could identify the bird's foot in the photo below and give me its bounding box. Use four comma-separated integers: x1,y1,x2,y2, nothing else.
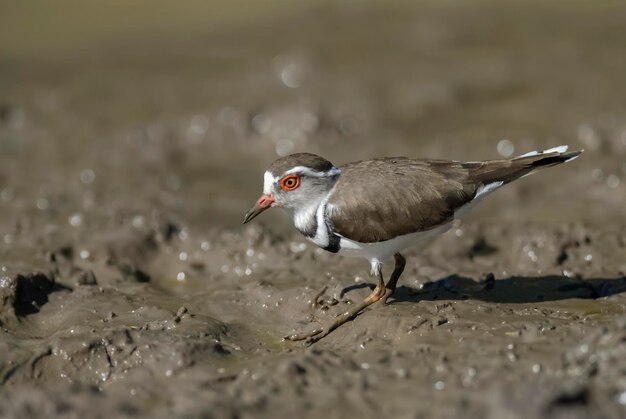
283,326,325,344
283,310,355,345
284,290,384,345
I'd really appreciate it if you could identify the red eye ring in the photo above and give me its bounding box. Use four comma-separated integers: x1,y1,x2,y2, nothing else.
280,175,300,191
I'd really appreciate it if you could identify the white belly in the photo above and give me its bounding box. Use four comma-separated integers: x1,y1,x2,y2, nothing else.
337,222,452,263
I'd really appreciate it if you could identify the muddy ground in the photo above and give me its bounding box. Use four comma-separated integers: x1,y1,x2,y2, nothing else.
1,1,626,418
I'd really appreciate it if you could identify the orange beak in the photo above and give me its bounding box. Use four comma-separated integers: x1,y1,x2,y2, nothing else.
242,194,274,224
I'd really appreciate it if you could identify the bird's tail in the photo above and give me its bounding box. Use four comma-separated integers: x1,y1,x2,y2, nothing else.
466,145,583,186
512,145,582,168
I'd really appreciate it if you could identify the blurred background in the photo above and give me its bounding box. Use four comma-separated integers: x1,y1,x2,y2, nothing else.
1,0,625,235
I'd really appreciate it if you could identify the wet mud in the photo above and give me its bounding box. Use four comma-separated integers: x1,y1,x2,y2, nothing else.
1,1,626,418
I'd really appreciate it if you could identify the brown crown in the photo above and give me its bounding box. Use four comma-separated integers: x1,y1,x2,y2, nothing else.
267,153,335,176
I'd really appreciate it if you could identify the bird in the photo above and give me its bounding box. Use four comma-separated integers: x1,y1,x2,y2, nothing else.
243,145,582,344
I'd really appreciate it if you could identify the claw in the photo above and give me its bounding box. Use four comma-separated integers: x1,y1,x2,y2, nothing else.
283,326,324,341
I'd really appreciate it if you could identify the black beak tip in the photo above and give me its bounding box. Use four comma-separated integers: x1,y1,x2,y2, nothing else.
242,209,256,224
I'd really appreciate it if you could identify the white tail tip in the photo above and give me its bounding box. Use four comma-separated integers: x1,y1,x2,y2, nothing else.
517,145,569,158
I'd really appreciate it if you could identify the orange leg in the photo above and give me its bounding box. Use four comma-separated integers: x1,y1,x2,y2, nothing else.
380,253,406,305
284,252,406,345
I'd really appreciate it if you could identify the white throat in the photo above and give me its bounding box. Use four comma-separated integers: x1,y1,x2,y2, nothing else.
293,200,321,232
293,188,335,248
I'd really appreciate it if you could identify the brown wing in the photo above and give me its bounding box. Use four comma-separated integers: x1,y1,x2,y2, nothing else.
328,149,582,243
327,158,475,243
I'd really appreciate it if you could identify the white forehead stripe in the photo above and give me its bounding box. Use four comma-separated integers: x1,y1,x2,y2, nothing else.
284,166,341,178
263,171,277,195
263,166,341,194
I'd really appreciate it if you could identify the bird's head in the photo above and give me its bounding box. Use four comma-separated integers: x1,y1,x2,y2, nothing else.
243,153,340,224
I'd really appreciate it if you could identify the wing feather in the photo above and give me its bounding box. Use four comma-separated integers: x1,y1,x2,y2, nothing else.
327,148,582,243
327,158,474,243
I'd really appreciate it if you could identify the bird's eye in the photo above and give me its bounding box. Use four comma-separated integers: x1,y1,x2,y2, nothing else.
280,175,300,191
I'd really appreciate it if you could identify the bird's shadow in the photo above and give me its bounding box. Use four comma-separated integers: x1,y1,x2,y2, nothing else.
343,274,626,305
